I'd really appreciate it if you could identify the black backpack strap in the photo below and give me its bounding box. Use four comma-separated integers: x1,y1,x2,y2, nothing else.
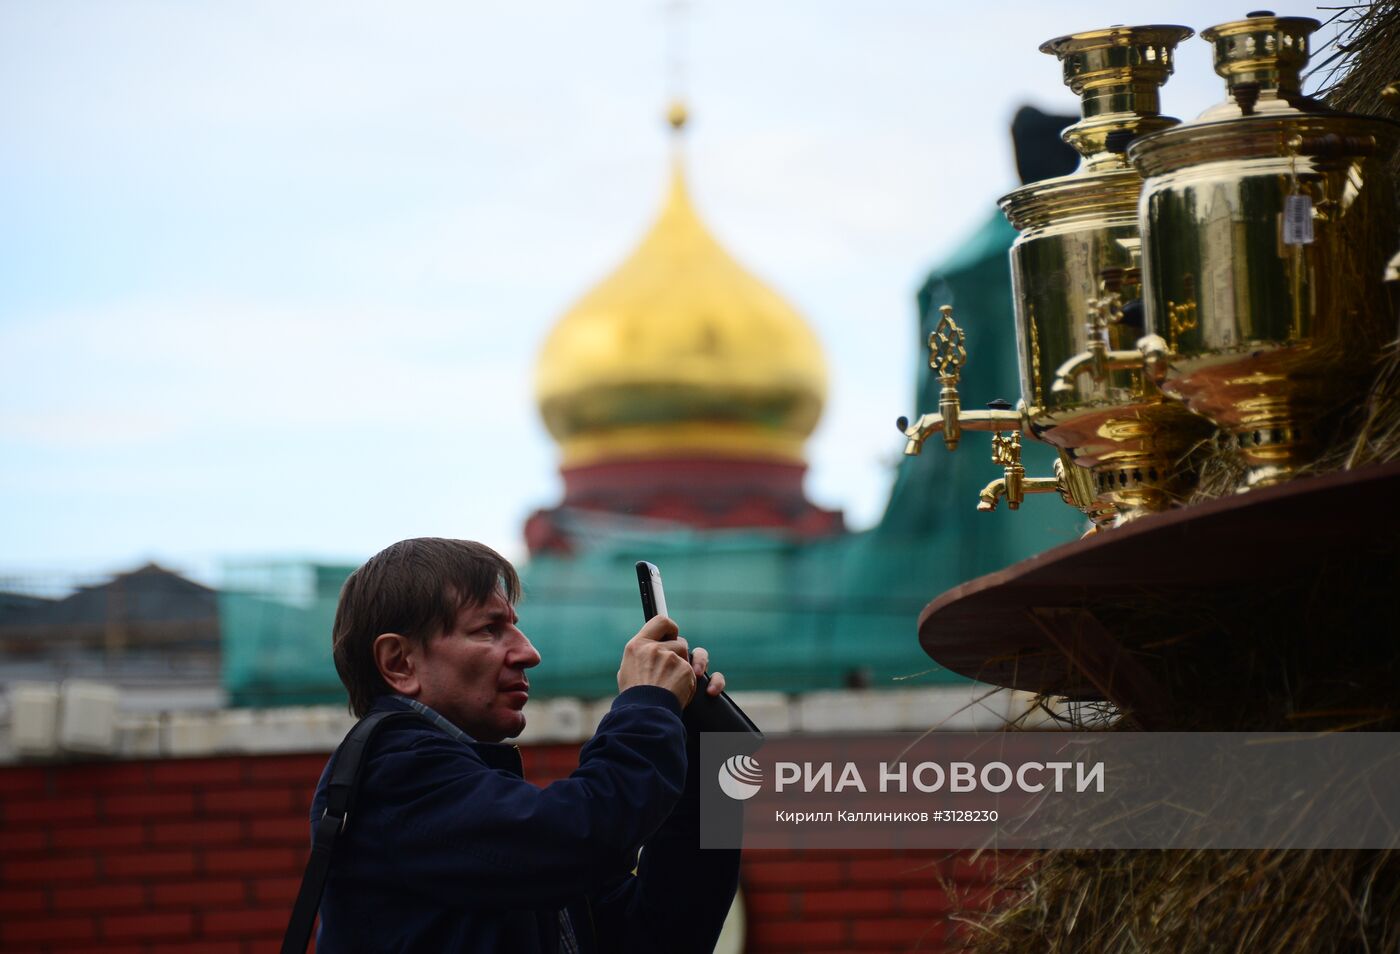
281,709,423,954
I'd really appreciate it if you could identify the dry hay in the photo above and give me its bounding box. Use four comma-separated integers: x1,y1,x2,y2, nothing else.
1321,339,1400,471
1315,0,1400,190
957,682,1400,952
957,849,1400,954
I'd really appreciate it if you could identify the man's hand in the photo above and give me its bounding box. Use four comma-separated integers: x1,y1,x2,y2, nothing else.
689,646,726,697
618,615,697,706
617,617,728,707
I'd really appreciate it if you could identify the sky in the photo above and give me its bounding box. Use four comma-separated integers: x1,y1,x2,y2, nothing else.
0,2,1342,590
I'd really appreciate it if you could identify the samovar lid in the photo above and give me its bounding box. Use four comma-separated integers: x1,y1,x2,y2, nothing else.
1038,24,1194,171
1127,11,1400,176
999,24,1192,230
1040,23,1195,68
1197,12,1322,120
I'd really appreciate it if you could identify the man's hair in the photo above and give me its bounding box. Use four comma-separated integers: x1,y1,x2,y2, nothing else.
332,537,521,717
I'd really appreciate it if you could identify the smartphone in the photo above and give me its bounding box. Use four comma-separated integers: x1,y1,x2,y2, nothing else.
635,561,763,741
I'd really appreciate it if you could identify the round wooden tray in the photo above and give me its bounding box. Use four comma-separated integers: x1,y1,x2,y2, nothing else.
917,460,1400,727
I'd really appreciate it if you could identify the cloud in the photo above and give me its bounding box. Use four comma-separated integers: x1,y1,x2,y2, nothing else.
0,410,183,447
0,298,538,446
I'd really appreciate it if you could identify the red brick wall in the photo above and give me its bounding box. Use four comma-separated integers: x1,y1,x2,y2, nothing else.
741,851,1003,952
0,754,319,953
0,746,1004,953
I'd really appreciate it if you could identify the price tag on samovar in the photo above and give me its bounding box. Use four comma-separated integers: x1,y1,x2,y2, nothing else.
1283,193,1315,245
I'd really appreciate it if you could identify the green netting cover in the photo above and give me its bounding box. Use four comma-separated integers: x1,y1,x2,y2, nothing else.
220,561,354,707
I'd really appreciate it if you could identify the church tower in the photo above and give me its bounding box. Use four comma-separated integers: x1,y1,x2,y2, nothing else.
527,106,843,554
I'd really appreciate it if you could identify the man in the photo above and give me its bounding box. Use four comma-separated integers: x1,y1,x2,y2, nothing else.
311,537,741,952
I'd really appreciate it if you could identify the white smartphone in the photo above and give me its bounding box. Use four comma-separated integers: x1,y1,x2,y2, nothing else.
637,560,669,622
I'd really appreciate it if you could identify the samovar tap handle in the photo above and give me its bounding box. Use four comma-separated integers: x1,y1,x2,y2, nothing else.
897,310,1025,456
895,305,969,455
929,305,968,449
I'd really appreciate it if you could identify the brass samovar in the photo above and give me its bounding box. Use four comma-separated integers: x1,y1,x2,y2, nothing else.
1000,24,1216,525
1129,13,1400,489
900,24,1212,526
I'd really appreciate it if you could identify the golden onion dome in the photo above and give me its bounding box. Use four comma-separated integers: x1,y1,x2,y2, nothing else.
535,158,828,468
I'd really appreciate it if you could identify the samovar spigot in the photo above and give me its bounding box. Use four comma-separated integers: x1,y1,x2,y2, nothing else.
896,305,1023,455
1051,269,1160,395
977,433,1071,512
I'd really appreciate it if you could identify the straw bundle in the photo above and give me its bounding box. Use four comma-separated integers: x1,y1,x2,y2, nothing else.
1316,0,1400,186
960,849,1400,953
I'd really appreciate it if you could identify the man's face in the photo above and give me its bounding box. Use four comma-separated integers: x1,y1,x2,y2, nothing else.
414,589,541,742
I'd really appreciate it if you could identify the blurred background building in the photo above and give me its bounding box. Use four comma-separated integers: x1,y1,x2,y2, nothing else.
0,564,221,710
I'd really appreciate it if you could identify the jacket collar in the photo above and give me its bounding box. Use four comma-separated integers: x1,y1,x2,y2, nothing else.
370,695,524,776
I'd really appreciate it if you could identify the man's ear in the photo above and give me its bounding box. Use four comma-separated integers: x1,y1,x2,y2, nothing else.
372,633,421,697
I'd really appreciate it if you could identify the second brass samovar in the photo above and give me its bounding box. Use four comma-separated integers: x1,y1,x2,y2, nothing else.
997,24,1212,524
1129,13,1400,489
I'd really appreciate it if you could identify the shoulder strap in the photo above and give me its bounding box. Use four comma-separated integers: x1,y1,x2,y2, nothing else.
280,709,423,954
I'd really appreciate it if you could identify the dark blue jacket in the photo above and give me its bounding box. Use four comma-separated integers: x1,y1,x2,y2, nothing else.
311,688,740,952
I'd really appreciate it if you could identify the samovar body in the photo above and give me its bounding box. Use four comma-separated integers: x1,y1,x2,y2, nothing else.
1130,14,1400,487
1001,25,1211,524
